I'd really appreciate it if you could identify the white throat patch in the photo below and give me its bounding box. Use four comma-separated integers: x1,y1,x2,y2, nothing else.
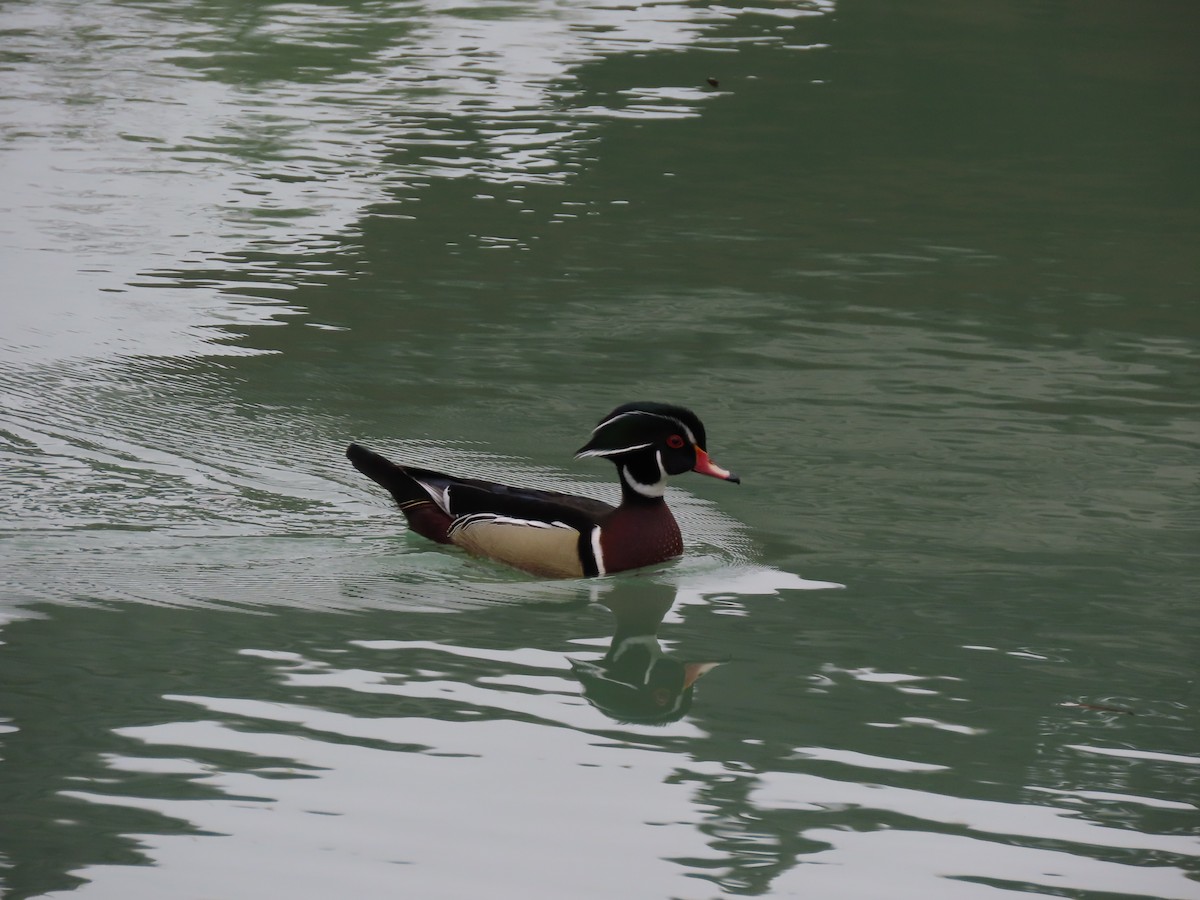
620,452,667,499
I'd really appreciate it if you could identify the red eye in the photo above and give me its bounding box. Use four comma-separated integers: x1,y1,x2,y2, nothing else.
666,434,686,449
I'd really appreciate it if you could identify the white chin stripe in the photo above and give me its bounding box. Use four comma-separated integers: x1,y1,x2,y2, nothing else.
620,465,665,498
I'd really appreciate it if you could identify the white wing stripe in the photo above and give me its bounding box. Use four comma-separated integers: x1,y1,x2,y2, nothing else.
447,512,574,538
414,480,455,515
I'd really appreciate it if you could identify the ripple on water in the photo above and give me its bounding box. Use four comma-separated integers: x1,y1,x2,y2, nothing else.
1,346,811,613
2,0,832,367
34,595,1198,900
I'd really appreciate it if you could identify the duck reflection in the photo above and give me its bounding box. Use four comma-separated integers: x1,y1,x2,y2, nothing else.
571,581,720,724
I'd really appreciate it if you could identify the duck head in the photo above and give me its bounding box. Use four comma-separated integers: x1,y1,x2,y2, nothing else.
576,401,740,499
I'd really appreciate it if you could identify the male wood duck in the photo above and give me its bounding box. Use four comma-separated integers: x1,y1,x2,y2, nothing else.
346,401,739,578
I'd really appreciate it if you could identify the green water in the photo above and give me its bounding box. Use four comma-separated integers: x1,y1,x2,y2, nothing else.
2,0,1198,897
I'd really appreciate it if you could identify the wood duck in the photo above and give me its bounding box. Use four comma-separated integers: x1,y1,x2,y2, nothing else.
346,401,739,578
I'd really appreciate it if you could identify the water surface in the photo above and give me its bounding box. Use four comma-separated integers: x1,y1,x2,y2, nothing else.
2,0,1198,897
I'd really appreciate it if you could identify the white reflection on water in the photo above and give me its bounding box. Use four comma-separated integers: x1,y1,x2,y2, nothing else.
1065,744,1200,768
58,716,717,900
0,0,828,363
753,771,1200,857
749,773,1200,899
49,644,1200,900
772,827,1199,900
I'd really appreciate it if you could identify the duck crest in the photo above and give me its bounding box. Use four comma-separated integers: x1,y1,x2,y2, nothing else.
347,402,738,578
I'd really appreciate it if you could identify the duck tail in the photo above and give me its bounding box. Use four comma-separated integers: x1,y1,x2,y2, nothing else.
346,443,454,543
346,443,427,505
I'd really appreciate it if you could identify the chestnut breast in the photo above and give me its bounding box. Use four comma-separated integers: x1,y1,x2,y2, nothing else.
598,502,683,573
